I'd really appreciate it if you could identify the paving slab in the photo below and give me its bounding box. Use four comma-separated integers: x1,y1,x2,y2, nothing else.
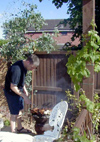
1,126,11,132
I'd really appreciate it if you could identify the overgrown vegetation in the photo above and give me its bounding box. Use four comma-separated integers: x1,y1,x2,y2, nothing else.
55,20,100,141
57,89,100,141
40,0,100,51
0,3,57,63
1,1,100,141
0,2,58,95
66,20,100,91
0,40,8,47
40,0,82,49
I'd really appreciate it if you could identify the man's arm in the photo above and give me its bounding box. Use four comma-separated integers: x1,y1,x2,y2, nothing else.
10,83,31,104
23,85,28,96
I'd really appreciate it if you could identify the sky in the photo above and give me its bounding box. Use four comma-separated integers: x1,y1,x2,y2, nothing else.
0,0,69,39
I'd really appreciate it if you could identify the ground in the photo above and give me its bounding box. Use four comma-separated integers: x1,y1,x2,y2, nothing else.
0,91,36,134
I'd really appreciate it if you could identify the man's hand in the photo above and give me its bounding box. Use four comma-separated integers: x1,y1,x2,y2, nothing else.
23,85,28,96
10,83,31,104
23,95,31,104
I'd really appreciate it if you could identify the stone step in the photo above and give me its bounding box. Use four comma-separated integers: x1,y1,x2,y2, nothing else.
1,126,11,132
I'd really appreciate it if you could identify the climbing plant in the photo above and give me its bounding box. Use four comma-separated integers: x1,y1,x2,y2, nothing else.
66,19,100,91
57,89,100,141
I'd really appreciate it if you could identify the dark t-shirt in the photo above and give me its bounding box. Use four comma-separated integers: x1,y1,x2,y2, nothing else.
4,60,27,93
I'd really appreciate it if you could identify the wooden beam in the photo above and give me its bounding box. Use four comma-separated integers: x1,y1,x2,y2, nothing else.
82,0,95,133
33,86,63,92
83,0,95,34
34,51,67,55
82,0,95,101
31,70,34,109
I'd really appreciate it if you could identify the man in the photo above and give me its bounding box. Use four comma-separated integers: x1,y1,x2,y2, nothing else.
4,54,40,133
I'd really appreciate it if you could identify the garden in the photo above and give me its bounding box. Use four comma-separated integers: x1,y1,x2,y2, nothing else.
0,0,100,142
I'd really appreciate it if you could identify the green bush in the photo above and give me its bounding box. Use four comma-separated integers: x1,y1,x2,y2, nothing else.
4,119,10,126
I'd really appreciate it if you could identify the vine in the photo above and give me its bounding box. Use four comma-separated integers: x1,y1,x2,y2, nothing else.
57,89,100,141
66,19,100,91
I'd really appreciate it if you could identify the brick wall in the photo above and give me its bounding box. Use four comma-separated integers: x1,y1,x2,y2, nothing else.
25,32,80,47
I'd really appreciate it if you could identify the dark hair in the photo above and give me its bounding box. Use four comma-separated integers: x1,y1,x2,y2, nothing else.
26,54,40,66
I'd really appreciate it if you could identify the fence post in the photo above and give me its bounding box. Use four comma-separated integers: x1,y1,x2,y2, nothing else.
82,0,95,134
82,64,94,101
31,69,34,123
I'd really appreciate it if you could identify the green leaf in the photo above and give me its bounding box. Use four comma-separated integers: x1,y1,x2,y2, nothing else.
74,84,80,91
86,101,94,113
90,41,99,50
94,64,100,72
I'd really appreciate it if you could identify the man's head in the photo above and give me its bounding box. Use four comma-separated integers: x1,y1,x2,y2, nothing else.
24,54,40,71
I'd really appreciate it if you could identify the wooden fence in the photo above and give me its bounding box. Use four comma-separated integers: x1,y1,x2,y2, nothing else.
74,109,92,136
0,58,8,108
24,51,100,111
94,72,100,94
29,51,100,138
31,51,72,109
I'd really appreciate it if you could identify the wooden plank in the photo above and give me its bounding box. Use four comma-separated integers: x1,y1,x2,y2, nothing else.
44,94,47,107
83,0,95,100
83,0,95,34
40,58,44,86
34,86,62,91
48,94,52,107
74,109,87,129
31,70,34,123
54,95,57,106
35,51,67,55
43,58,47,86
94,89,100,94
37,94,42,108
47,58,51,86
97,72,100,89
74,109,92,136
54,58,58,86
41,93,44,108
51,95,55,107
34,69,36,86
46,94,49,108
51,58,55,86
36,66,40,86
31,70,34,109
94,72,97,89
33,94,38,107
82,64,94,101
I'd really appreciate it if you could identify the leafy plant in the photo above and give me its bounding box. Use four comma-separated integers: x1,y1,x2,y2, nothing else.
4,119,10,126
1,2,58,63
0,39,8,47
40,0,82,45
66,19,100,91
72,127,96,142
79,92,100,131
35,32,56,53
67,89,100,131
1,3,46,63
57,89,100,142
0,2,58,95
40,0,100,50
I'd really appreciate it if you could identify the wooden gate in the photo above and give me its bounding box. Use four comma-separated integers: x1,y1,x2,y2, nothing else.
31,51,72,109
